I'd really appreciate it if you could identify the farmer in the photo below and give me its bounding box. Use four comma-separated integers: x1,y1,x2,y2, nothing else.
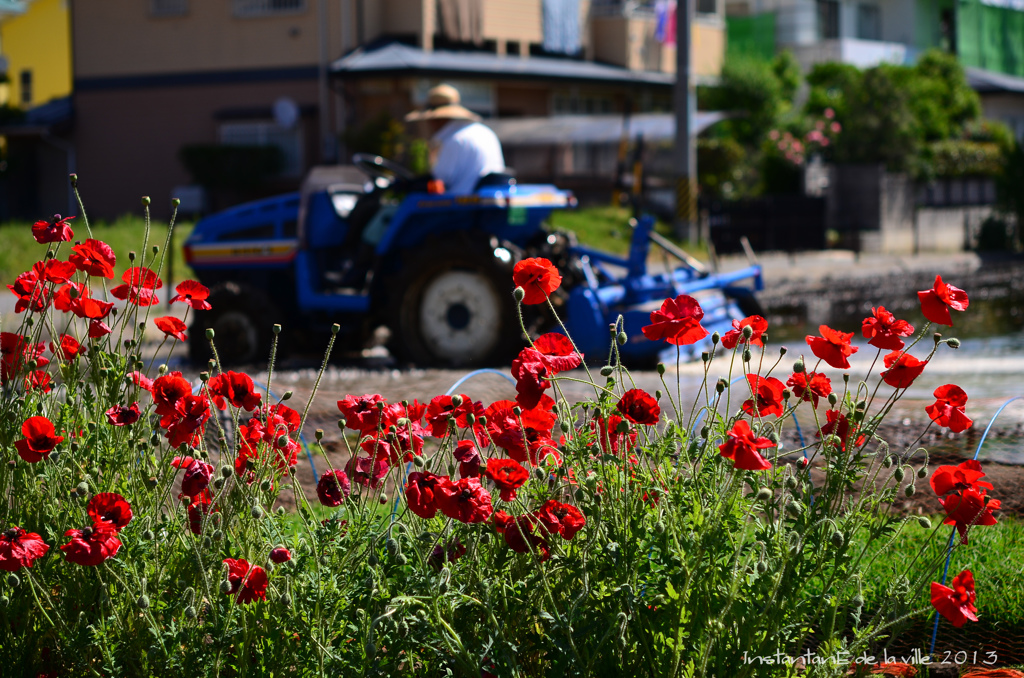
405,83,506,195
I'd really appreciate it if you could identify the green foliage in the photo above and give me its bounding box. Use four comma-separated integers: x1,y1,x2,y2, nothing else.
547,206,691,256
697,137,747,199
927,139,1005,178
178,144,284,191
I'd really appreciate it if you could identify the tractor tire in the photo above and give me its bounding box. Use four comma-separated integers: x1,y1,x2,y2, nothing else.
386,240,520,367
188,282,283,366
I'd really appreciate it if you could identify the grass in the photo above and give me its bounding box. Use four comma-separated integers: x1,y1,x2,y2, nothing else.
548,205,708,259
0,215,195,286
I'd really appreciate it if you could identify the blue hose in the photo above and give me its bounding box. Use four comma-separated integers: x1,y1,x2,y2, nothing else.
930,395,1022,654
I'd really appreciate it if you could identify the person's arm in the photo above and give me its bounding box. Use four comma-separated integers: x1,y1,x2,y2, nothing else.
431,137,460,188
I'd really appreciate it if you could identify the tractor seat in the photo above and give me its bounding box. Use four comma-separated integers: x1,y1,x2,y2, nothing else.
474,171,516,191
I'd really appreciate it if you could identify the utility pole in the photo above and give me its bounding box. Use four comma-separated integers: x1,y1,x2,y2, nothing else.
673,0,698,243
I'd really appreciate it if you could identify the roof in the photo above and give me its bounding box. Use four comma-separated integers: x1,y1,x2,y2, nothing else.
331,41,675,87
484,112,730,145
966,67,1024,95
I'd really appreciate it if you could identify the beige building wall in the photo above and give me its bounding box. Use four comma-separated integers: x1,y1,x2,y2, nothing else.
590,14,723,77
482,0,542,46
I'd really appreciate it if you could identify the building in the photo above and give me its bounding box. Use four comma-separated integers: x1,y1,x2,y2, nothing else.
0,0,72,109
66,0,725,219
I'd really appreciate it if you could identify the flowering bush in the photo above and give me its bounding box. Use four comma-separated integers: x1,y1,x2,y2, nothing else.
0,197,1000,676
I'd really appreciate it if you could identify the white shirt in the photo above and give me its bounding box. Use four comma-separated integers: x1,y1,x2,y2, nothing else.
431,120,505,195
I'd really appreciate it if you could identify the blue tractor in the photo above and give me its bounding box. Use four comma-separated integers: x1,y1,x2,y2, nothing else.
183,154,763,367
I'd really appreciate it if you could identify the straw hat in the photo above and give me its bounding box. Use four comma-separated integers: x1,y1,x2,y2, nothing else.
405,84,481,122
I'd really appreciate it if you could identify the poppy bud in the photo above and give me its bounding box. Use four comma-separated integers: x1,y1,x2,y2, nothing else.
739,324,753,340
533,466,546,481
917,465,928,479
338,418,347,429
199,371,210,383
617,332,627,345
7,574,19,588
741,349,752,363
142,529,155,541
259,479,272,492
657,363,666,375
917,516,932,529
716,379,726,393
600,366,614,377
843,373,850,383
882,456,893,468
0,596,8,608
279,593,292,606
185,606,197,619
76,481,89,496
755,488,773,502
700,426,709,438
368,554,378,566
785,502,801,518
512,406,522,416
251,506,264,519
947,337,960,349
655,389,662,400
904,484,915,497
413,456,425,468
711,332,720,345
280,391,293,402
830,532,845,548
781,388,792,402
137,595,150,610
205,328,215,340
331,323,340,335
271,323,282,335
893,466,905,482
513,286,525,302
756,560,768,574
220,581,232,594
213,478,225,490
616,419,630,434
654,521,666,534
785,476,798,490
213,530,224,541
28,360,38,372
378,492,388,505
450,394,464,408
128,250,137,261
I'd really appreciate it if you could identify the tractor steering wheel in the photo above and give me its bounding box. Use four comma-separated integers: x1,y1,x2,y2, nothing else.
352,153,416,184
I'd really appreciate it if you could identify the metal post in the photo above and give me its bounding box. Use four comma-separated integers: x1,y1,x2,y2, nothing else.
317,0,335,163
673,0,698,244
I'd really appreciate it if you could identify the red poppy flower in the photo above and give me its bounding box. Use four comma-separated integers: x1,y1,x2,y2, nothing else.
926,384,973,433
806,325,858,369
257,403,301,433
485,399,558,464
424,394,475,438
930,459,993,496
69,239,116,278
316,469,352,507
0,527,49,572
111,266,162,306
60,521,121,566
718,420,774,471
616,388,661,425
105,403,141,426
179,458,214,498
1,333,46,381
436,477,493,523
24,370,52,393
222,558,268,604
817,409,865,452
14,416,64,463
918,275,969,326
511,347,551,409
485,458,529,501
337,393,392,432
862,307,914,351
742,374,786,418
88,319,112,338
939,486,1000,544
31,214,74,243
881,350,927,388
500,514,550,560
345,454,389,489
181,489,216,535
8,265,50,314
87,493,133,531
512,257,562,305
454,439,482,478
428,539,467,570
42,259,77,284
128,370,154,391
786,371,831,407
533,333,582,372
164,394,211,448
405,471,445,518
931,569,978,628
50,334,85,361
642,294,709,346
592,413,638,456
151,372,192,418
155,316,187,342
236,417,299,477
534,499,586,540
269,547,292,564
71,292,114,321
207,371,262,411
721,315,769,350
170,279,212,310
52,280,83,312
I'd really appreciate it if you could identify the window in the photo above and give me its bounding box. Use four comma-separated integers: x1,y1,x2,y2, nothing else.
219,122,303,178
817,0,840,39
150,0,188,17
856,3,880,40
233,0,305,18
19,70,31,106
698,0,718,16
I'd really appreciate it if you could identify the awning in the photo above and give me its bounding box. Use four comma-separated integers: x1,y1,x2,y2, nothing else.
483,112,730,145
966,67,1024,95
331,41,675,87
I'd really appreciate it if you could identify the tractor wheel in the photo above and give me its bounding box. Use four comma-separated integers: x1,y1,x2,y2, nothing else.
188,283,282,366
386,242,519,367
